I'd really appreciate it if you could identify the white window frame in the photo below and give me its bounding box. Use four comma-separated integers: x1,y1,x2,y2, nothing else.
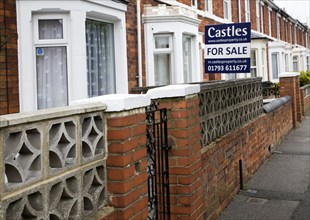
261,49,266,79
251,49,258,77
182,34,195,83
293,55,299,72
256,0,260,32
153,34,173,86
271,52,279,80
192,0,197,8
223,0,232,21
245,0,250,22
33,14,69,109
284,53,289,72
205,0,213,13
268,8,272,36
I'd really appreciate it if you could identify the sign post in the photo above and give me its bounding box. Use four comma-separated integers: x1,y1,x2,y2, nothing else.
204,22,251,74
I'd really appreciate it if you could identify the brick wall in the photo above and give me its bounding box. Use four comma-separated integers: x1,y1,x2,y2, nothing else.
103,110,148,219
0,0,19,115
202,101,292,219
300,88,310,115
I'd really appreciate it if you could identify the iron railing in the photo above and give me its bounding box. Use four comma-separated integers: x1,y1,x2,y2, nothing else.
146,102,170,220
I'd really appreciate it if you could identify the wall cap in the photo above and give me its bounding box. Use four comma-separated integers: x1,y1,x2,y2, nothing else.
147,84,200,99
71,94,151,112
279,72,300,78
0,103,106,128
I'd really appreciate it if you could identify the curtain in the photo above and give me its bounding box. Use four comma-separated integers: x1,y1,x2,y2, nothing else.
36,47,68,109
154,36,171,86
86,19,115,97
38,19,63,40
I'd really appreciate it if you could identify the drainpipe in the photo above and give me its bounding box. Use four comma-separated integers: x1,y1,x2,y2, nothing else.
137,0,143,87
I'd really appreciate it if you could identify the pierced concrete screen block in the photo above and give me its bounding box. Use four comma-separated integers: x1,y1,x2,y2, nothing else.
4,190,44,219
48,176,79,219
49,121,77,170
4,128,42,189
82,165,106,218
200,79,263,146
81,114,105,163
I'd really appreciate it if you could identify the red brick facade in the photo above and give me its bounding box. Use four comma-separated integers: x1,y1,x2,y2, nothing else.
0,0,19,115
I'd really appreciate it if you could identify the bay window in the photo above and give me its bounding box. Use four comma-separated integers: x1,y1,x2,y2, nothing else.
183,35,193,83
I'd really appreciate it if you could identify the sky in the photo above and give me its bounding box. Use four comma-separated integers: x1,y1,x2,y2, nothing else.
274,0,310,27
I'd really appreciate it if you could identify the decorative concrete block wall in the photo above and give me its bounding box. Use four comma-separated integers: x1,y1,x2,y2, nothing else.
0,104,108,219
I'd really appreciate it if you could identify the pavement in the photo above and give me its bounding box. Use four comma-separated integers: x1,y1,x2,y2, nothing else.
219,110,310,220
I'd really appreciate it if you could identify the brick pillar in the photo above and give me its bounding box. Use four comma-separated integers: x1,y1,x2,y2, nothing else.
148,85,204,219
104,111,148,220
279,73,302,127
0,0,19,115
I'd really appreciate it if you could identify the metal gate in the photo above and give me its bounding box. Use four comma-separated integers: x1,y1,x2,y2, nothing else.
145,102,170,220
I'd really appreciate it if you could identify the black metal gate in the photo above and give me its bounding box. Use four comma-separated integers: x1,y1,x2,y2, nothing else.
145,102,170,220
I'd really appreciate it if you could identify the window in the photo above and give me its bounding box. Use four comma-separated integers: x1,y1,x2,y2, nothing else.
86,19,115,97
272,53,279,79
183,35,193,83
256,0,260,32
35,16,68,109
262,49,266,77
268,9,271,36
276,15,281,39
293,55,298,71
290,24,292,44
285,54,289,72
307,56,310,70
192,0,197,8
205,0,213,13
153,35,173,86
223,0,231,20
260,3,264,34
245,0,250,22
294,25,297,44
250,50,257,77
285,21,288,42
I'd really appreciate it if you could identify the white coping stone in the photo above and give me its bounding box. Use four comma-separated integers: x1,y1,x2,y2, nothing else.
0,103,106,128
279,72,300,78
147,84,200,99
70,94,151,112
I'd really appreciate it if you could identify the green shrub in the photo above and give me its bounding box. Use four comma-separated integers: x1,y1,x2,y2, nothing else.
300,70,310,87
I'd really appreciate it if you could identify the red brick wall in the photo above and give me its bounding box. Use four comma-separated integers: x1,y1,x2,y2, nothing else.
0,0,19,115
202,102,292,219
300,89,310,116
103,111,148,219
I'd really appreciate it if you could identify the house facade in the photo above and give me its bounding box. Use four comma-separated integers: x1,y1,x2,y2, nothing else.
0,0,310,114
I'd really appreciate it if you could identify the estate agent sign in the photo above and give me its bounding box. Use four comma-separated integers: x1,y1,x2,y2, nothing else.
205,22,251,74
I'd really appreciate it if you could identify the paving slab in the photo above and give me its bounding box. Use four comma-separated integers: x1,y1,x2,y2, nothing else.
219,195,299,220
247,154,310,194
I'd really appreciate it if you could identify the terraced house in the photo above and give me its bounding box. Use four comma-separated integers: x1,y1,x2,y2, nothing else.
1,0,309,114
